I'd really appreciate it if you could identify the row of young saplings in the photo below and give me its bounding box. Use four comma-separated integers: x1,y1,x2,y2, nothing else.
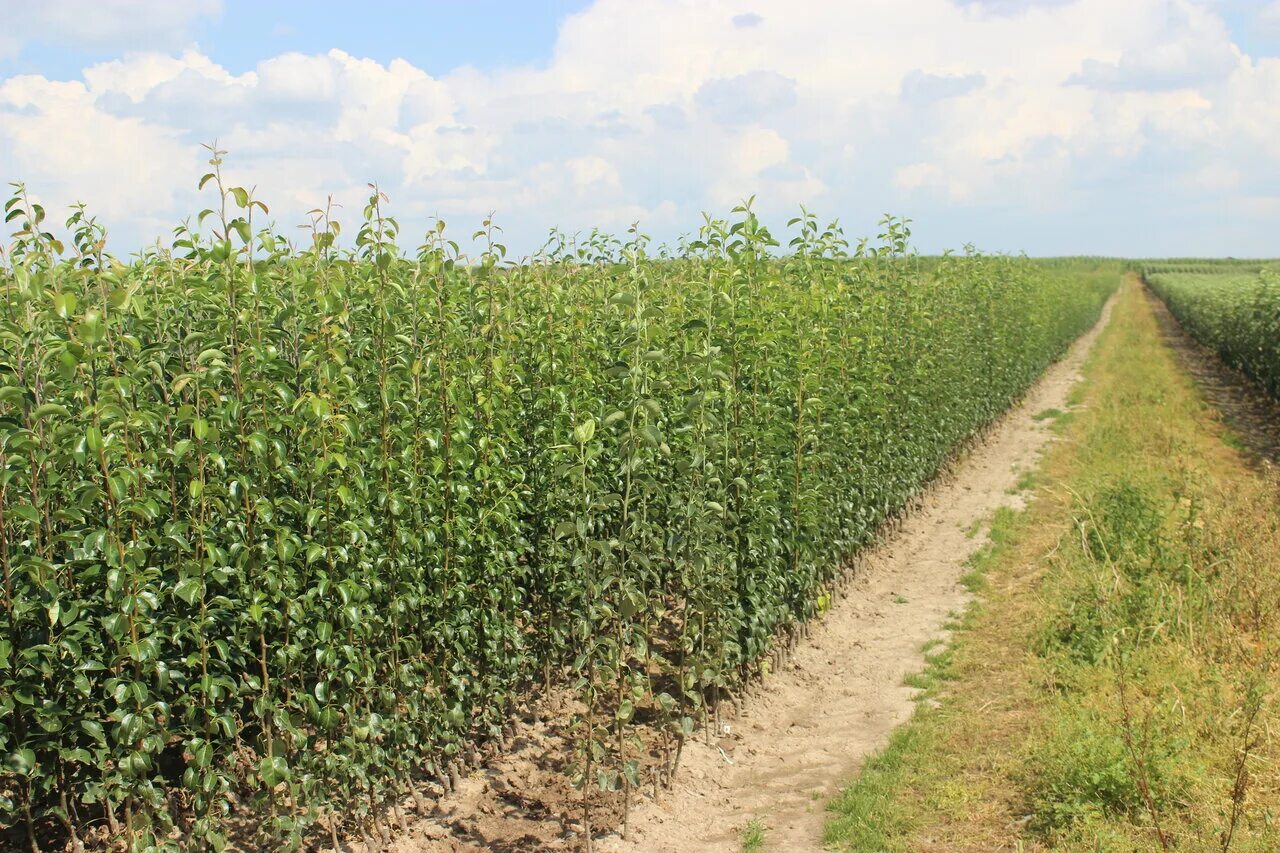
0,151,1115,852
1143,266,1280,400
341,525,896,853
236,471,974,851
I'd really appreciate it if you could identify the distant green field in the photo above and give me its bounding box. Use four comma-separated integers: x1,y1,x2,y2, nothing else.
1144,264,1280,398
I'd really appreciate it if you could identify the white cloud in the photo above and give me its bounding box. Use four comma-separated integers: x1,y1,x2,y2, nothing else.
901,70,986,102
83,50,235,102
1,0,1278,256
0,75,196,227
566,156,622,190
1068,1,1240,91
694,71,798,125
894,162,944,192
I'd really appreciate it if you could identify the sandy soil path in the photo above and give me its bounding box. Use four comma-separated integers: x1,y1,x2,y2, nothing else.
600,293,1116,852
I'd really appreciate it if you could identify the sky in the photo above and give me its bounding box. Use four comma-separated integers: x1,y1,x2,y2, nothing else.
2,0,1279,258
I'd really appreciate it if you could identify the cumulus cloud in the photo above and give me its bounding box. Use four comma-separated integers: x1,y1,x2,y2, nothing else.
0,0,1277,256
0,74,197,231
1067,1,1241,91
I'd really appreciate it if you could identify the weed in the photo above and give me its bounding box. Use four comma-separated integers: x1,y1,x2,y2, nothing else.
1023,703,1186,836
740,818,766,852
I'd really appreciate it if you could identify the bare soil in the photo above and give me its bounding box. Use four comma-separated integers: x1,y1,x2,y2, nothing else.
367,295,1116,853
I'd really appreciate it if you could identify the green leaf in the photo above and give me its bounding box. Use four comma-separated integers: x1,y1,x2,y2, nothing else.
190,739,213,768
10,504,39,524
258,755,290,787
52,291,77,319
10,748,36,775
173,577,204,606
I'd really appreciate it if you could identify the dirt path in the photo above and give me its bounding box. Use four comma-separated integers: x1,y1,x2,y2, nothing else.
600,292,1117,852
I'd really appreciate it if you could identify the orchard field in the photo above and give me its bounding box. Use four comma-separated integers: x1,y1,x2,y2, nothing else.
6,151,1280,852
1144,263,1280,399
0,155,1121,851
6,0,1280,848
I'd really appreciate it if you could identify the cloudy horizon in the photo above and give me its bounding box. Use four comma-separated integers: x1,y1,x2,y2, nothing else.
2,0,1279,259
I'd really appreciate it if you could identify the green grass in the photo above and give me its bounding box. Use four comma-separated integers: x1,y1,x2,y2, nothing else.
824,277,1280,851
1011,468,1040,492
1066,382,1087,407
824,722,935,852
1222,431,1246,452
740,818,766,852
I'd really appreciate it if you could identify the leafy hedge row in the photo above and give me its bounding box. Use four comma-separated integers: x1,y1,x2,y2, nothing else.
1145,269,1280,399
0,158,1115,850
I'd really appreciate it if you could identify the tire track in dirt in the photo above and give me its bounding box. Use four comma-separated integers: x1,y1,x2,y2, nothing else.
601,290,1117,852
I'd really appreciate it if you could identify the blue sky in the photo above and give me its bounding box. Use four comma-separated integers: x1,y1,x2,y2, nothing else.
1,2,591,80
2,0,1280,258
